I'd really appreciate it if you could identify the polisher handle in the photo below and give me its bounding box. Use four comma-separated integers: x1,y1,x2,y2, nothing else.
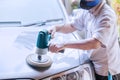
36,30,51,49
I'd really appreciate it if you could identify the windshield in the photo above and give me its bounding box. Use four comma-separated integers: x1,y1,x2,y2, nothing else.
0,0,67,26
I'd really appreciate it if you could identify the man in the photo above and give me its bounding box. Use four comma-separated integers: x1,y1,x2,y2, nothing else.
49,0,120,80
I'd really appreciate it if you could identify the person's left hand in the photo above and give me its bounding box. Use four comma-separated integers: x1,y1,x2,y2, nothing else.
49,43,64,53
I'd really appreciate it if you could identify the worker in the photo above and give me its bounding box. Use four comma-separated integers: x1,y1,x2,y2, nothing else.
49,0,120,80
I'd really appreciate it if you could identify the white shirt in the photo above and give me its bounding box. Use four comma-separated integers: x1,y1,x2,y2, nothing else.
71,1,120,76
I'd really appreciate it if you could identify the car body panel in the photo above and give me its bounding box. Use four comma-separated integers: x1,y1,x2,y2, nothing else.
0,27,80,79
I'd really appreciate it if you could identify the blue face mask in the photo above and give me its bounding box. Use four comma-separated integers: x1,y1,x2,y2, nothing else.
80,0,101,10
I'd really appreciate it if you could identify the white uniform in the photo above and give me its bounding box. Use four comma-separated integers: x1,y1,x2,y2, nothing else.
71,1,120,76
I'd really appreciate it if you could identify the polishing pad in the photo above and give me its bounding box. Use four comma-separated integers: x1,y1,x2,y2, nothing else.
26,54,52,67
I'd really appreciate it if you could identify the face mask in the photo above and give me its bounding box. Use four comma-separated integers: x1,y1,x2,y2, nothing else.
80,0,101,10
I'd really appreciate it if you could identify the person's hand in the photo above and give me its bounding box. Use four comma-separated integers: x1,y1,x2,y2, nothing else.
48,27,56,38
49,43,64,53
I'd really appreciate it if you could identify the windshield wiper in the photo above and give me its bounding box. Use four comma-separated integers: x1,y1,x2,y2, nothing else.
0,21,21,27
21,18,63,27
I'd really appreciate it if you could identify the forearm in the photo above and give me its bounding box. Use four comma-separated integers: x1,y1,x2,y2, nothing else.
49,37,101,53
63,38,101,50
56,24,76,33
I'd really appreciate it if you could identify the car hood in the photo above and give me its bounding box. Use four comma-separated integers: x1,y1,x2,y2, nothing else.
0,27,81,79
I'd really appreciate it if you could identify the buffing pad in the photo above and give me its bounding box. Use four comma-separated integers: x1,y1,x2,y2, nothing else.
26,54,52,67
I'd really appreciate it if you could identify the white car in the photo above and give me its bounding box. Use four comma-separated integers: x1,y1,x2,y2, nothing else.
0,0,95,80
